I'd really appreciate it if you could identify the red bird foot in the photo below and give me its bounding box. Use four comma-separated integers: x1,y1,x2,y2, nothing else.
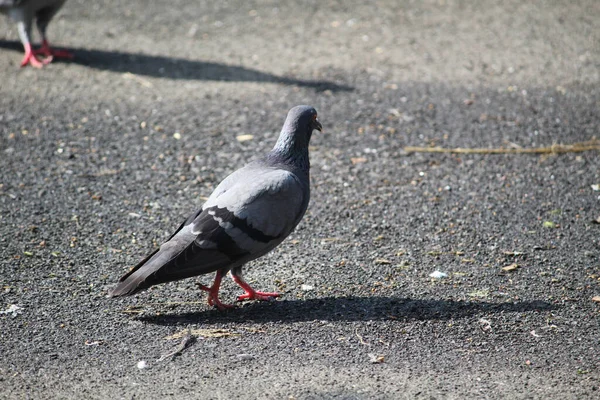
20,43,50,68
35,40,74,60
207,293,235,311
196,282,234,311
232,273,280,303
20,41,73,68
237,290,280,302
195,271,235,311
196,283,235,311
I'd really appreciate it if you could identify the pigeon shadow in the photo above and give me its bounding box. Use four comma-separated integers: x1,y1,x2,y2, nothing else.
0,40,352,92
137,295,556,326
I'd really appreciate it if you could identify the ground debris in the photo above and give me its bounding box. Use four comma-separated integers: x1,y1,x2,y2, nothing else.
158,329,197,361
236,354,255,361
165,328,240,340
236,134,254,142
368,353,385,364
429,270,448,279
502,263,520,272
0,304,22,317
355,329,369,345
122,72,153,88
468,289,490,299
503,251,525,256
374,258,392,265
404,139,600,154
137,360,148,370
478,318,492,332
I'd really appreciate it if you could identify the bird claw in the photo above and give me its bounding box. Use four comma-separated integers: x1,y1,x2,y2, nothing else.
237,291,280,302
19,41,73,68
208,295,235,311
20,52,50,68
195,281,235,311
35,41,74,59
44,48,73,59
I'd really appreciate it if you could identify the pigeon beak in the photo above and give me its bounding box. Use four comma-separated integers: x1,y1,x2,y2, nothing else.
311,118,323,132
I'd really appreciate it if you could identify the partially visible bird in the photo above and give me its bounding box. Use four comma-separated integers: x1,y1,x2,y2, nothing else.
109,105,323,310
0,0,73,68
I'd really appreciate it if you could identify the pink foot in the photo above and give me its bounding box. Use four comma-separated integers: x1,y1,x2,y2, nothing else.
237,290,280,302
20,43,49,68
231,273,280,302
195,272,234,311
36,40,74,60
207,293,235,310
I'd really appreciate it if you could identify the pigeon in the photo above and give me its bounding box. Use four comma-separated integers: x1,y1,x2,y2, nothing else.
0,0,73,68
109,105,323,310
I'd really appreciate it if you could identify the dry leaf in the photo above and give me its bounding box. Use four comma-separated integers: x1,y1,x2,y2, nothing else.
368,353,385,364
351,157,367,165
503,251,524,256
478,318,492,332
502,263,519,272
236,134,254,142
468,289,489,298
243,327,266,333
165,329,239,340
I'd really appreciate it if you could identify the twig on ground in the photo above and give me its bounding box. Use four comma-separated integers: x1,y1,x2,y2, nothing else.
404,139,600,155
355,328,369,346
157,329,197,362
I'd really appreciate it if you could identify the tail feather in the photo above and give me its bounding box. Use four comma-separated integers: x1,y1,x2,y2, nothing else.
109,244,234,297
108,248,173,297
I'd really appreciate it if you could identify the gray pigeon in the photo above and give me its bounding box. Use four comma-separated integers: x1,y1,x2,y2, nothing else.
1,0,72,68
109,105,322,310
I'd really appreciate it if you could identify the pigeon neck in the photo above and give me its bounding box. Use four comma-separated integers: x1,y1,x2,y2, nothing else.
270,131,310,171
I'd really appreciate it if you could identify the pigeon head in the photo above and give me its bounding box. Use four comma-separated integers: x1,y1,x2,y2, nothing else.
272,106,322,159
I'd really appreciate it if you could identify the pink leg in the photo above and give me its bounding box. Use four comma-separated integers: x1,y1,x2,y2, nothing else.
34,39,74,59
20,43,48,68
196,271,234,311
231,274,280,302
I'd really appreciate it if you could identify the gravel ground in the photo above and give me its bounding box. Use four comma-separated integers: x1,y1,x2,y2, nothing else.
1,1,599,399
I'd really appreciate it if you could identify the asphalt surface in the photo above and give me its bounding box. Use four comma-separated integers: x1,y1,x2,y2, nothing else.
1,1,599,399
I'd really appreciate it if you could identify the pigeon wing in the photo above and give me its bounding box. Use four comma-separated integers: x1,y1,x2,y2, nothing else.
109,167,306,296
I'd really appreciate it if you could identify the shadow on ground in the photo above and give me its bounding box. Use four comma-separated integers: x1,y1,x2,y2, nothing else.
0,40,352,92
138,296,556,326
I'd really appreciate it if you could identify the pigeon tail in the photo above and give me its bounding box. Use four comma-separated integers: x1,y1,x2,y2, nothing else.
109,245,230,297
